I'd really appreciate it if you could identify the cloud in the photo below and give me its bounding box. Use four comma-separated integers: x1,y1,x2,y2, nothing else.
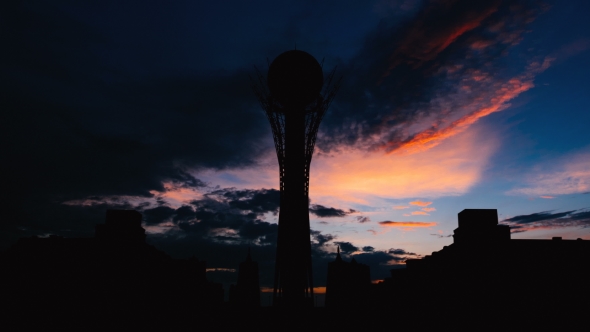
143,206,176,225
431,233,453,238
355,216,371,223
318,0,548,154
362,246,375,252
551,38,590,62
388,248,417,256
123,187,283,246
540,196,555,199
378,221,437,228
309,204,353,218
422,207,436,212
507,151,590,196
310,230,336,247
503,210,578,224
334,241,359,253
393,206,409,209
218,188,281,215
501,209,590,233
309,125,499,201
410,200,433,207
411,211,429,216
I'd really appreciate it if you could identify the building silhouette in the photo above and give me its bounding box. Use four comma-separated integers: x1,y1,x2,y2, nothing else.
379,209,590,314
325,246,371,309
1,209,223,315
228,248,261,307
253,50,340,307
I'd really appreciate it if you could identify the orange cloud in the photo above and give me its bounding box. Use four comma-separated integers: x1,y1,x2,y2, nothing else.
390,79,533,153
378,57,553,155
411,211,429,216
422,207,437,212
379,221,437,228
410,200,432,207
540,196,555,199
309,126,498,203
393,205,409,209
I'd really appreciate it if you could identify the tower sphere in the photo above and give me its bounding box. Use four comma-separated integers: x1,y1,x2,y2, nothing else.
267,50,323,108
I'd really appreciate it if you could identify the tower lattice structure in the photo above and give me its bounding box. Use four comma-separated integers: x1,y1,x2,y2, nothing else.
252,57,340,307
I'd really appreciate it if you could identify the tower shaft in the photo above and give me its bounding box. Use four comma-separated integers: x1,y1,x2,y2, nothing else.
273,107,313,306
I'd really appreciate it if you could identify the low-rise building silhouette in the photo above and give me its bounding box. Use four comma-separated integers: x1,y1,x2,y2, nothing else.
380,209,590,314
2,209,223,314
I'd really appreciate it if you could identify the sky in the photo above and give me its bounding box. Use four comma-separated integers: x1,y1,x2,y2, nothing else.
2,0,590,295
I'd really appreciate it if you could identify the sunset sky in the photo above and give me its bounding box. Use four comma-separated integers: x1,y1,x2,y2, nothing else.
2,0,590,294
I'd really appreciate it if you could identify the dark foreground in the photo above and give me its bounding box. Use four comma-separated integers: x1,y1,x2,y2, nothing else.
3,301,585,330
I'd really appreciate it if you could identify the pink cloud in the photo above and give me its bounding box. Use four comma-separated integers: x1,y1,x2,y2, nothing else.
540,196,555,199
410,200,432,207
307,125,499,203
393,205,410,209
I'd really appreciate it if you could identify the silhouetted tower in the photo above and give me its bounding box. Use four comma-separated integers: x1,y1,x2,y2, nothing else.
229,247,261,307
253,50,340,307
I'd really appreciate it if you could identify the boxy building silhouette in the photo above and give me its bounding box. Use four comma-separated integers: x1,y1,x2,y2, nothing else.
382,209,590,314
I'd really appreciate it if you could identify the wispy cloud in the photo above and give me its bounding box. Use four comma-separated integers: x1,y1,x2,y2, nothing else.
393,205,410,209
431,233,453,238
379,221,437,228
383,57,552,154
508,151,590,196
319,0,549,156
356,216,371,223
410,200,433,207
501,209,590,233
411,211,429,216
422,207,436,212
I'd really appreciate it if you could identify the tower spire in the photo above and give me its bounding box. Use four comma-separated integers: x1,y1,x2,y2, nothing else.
336,245,342,262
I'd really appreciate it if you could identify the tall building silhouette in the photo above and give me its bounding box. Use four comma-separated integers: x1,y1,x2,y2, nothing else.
253,50,340,307
325,247,371,309
229,248,261,307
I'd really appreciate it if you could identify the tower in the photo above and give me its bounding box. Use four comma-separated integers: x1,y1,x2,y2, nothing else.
252,50,340,307
229,248,261,307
